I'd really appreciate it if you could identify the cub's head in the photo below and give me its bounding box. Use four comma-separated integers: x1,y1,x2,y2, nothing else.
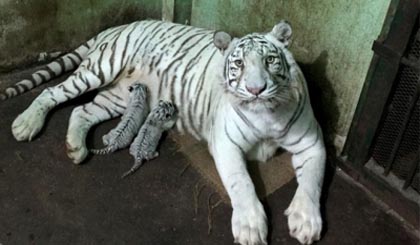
128,83,148,97
149,100,178,129
214,21,296,111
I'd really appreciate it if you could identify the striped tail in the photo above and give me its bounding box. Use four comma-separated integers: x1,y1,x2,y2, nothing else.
90,145,118,155
121,159,143,179
0,38,95,101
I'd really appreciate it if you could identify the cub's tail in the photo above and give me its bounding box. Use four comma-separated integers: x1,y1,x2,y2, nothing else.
90,144,117,155
0,38,95,101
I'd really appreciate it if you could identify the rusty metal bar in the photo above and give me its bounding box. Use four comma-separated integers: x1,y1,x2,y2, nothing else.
403,145,419,189
384,80,419,175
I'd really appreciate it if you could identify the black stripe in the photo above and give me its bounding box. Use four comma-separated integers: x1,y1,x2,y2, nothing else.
224,120,244,153
55,58,66,72
160,36,212,98
172,31,208,56
282,119,314,147
277,91,306,138
186,97,202,139
108,90,124,101
71,50,83,62
198,92,208,133
113,101,126,110
72,80,82,94
128,21,161,64
59,84,76,96
92,101,113,118
206,88,212,116
119,24,139,70
294,127,321,155
50,97,58,106
233,105,262,139
109,31,122,77
44,66,56,77
67,55,78,68
17,83,29,92
97,92,113,102
82,42,90,48
178,73,195,132
192,49,217,115
82,105,94,116
234,120,251,144
181,42,213,106
78,72,91,91
95,43,109,85
26,77,37,87
294,157,313,171
94,26,125,48
35,72,47,83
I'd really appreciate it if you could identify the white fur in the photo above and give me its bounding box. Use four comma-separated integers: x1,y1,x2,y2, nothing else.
7,20,325,245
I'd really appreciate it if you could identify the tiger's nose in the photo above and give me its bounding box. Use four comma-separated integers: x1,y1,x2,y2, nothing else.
246,84,267,96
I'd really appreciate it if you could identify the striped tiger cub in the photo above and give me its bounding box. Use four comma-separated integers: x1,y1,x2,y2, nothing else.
123,100,178,179
1,20,326,245
90,83,149,155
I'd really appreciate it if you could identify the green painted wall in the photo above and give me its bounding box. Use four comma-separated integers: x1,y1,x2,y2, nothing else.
191,0,391,150
0,0,161,72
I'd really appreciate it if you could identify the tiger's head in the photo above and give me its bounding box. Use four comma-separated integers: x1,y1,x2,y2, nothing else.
214,21,296,111
149,100,178,130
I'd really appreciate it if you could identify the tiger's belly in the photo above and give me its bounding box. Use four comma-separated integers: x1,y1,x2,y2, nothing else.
118,57,223,142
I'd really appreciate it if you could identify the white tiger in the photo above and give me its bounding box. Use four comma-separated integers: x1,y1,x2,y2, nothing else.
1,20,326,245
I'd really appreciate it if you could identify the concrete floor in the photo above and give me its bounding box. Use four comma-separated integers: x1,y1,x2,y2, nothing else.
0,70,419,244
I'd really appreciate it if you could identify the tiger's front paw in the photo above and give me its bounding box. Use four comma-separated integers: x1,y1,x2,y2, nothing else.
12,106,46,141
232,200,268,245
285,189,322,244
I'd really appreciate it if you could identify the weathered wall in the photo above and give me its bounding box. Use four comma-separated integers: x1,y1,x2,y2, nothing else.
0,0,161,72
191,0,391,150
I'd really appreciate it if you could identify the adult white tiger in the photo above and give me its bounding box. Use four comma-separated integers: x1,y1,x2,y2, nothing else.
1,20,326,245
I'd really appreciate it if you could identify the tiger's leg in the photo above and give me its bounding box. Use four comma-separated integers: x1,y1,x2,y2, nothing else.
282,125,326,244
12,67,114,141
210,131,268,245
66,85,128,163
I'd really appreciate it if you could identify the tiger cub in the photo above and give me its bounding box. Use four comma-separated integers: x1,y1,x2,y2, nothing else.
122,100,178,178
91,83,149,155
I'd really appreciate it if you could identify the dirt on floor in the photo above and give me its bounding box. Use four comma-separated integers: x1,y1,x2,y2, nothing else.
0,69,419,244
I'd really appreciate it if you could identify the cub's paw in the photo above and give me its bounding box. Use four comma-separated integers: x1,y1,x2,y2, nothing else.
66,134,88,164
12,107,46,141
232,201,268,245
285,190,322,244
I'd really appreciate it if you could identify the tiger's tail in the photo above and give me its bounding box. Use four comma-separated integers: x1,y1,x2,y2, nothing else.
0,38,96,101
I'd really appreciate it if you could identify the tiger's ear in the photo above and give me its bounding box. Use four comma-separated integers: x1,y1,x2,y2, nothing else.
270,20,292,47
213,31,232,55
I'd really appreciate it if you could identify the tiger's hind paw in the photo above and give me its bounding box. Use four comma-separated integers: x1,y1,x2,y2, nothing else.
12,107,46,141
66,134,88,164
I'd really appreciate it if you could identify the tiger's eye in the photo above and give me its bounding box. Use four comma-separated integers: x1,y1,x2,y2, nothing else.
234,59,243,67
266,56,275,64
